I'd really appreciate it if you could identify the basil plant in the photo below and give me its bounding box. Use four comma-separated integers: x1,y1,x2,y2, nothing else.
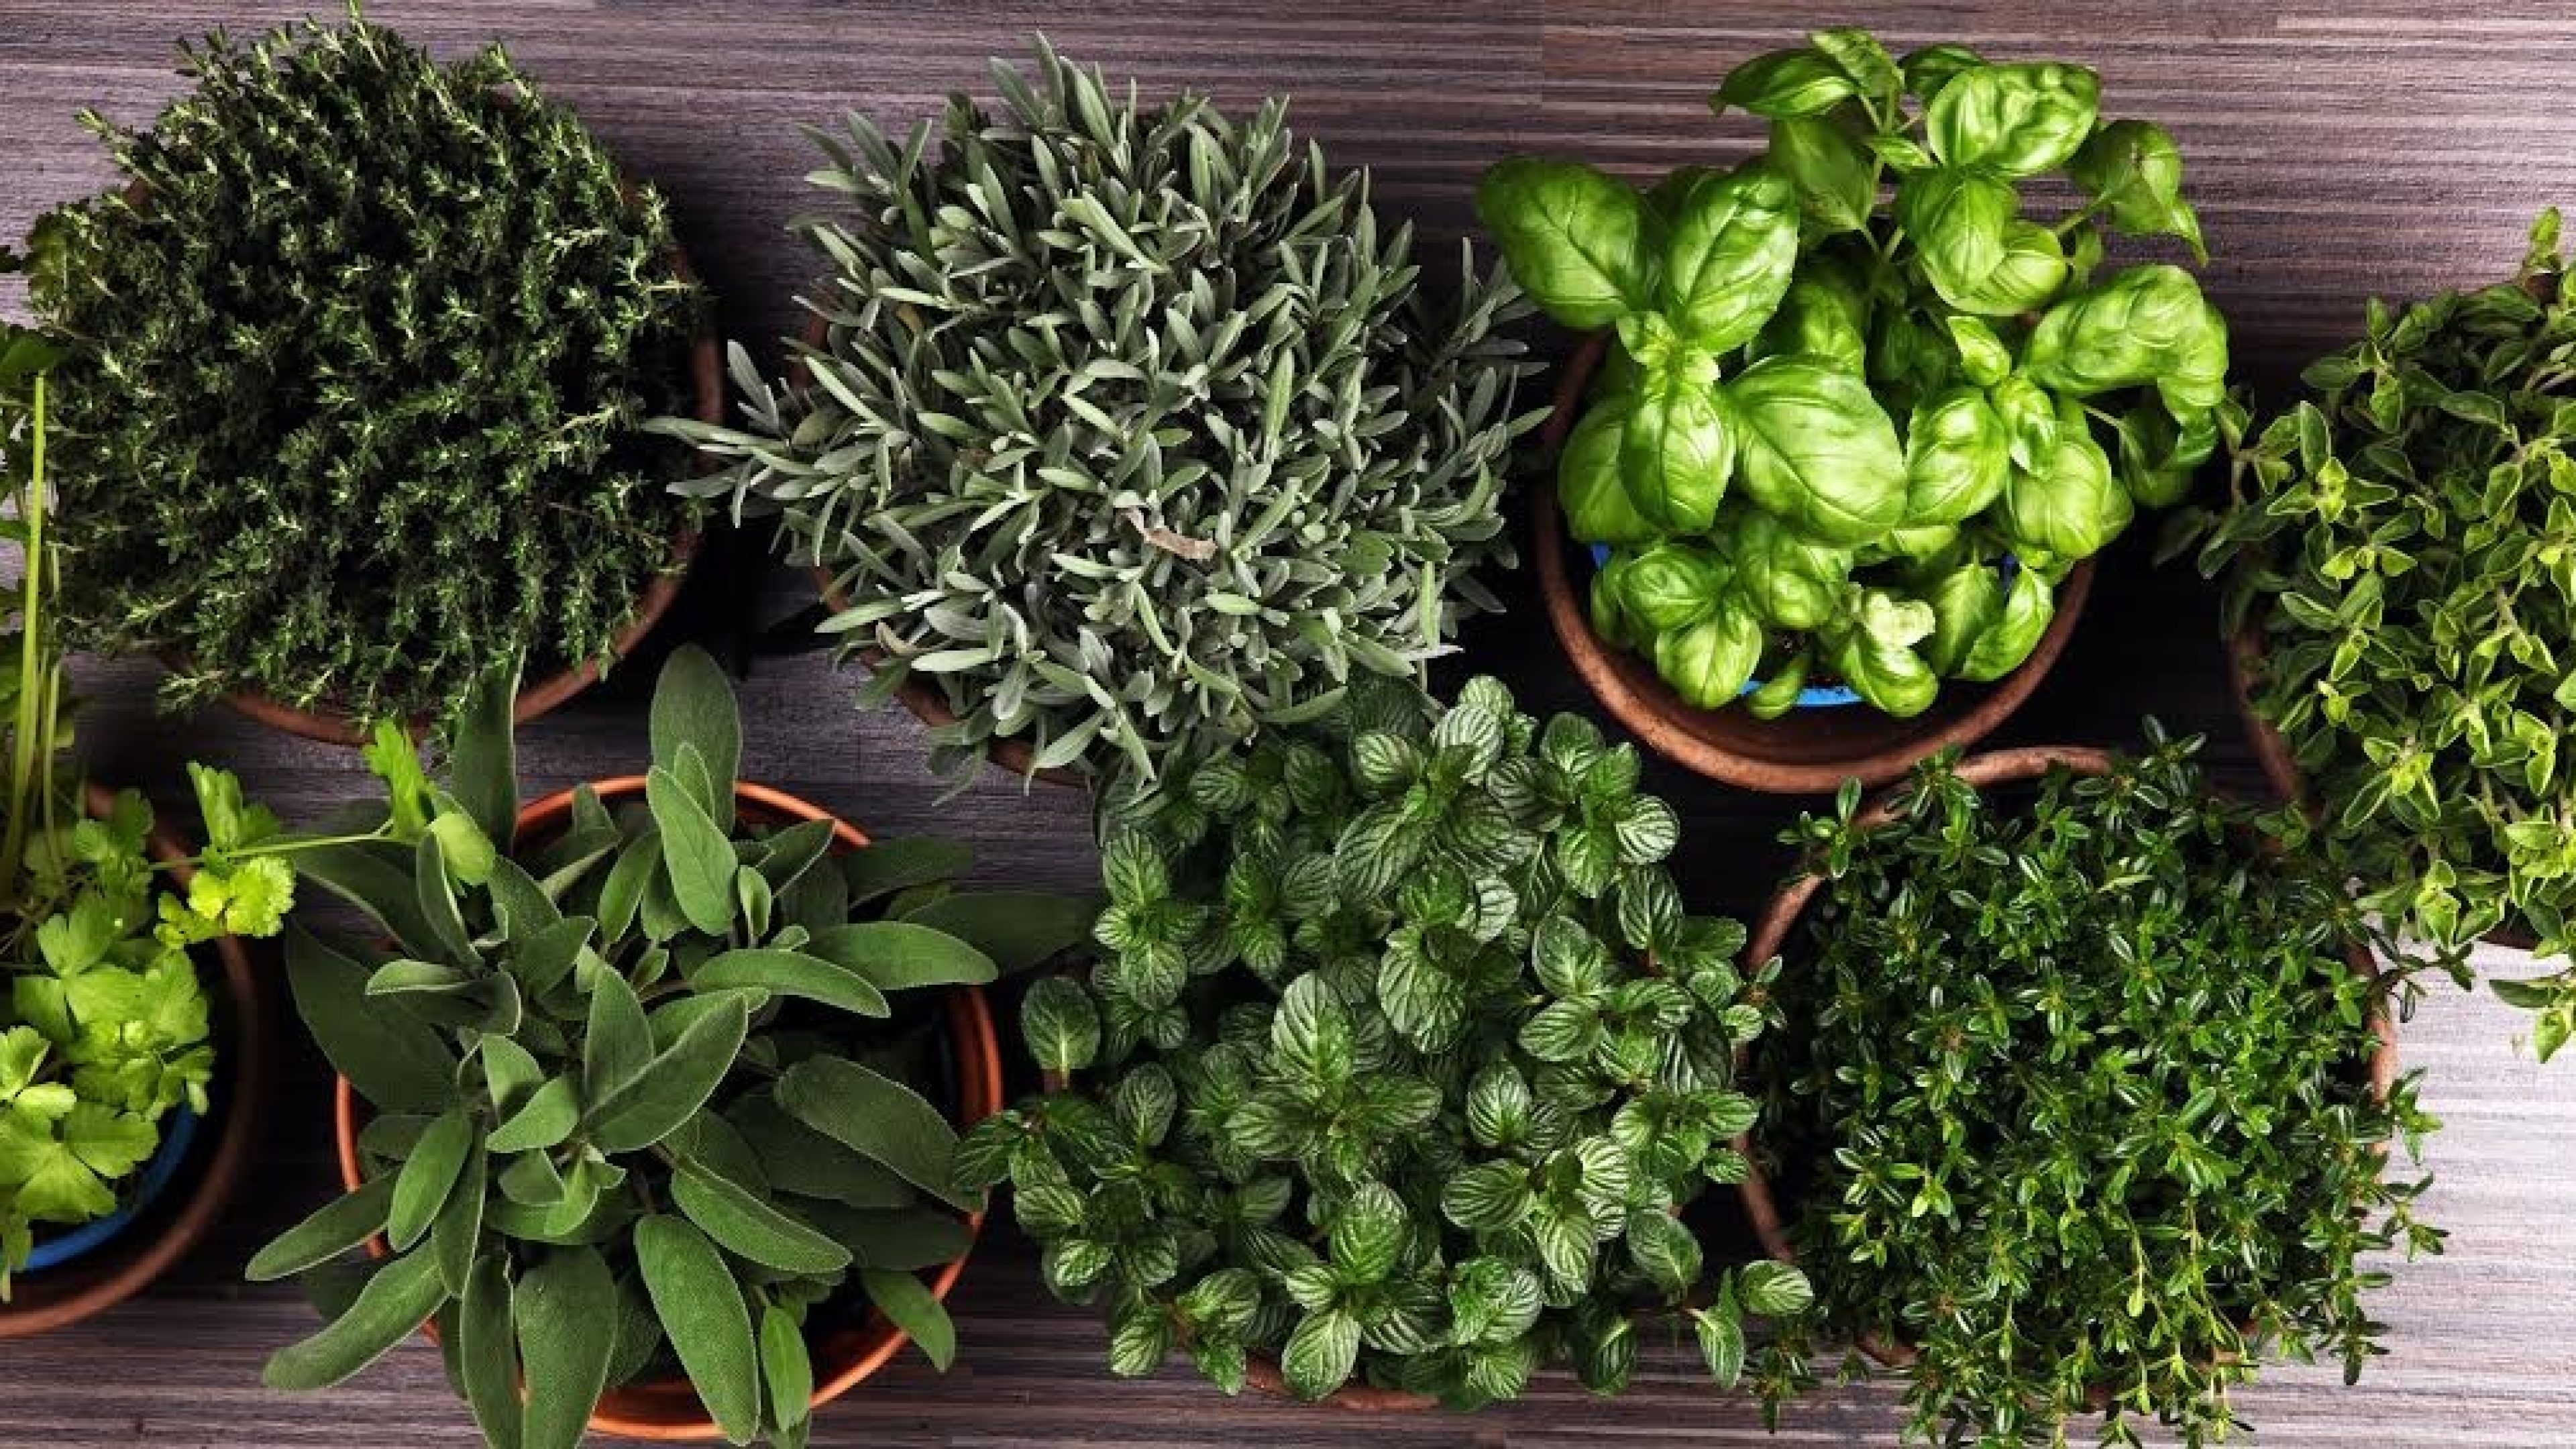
1479,28,2229,717
960,678,1813,1409
250,647,1095,1449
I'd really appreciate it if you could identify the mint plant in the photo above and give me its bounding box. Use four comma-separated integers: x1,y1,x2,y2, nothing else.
253,647,1095,1448
1758,732,2442,1446
1480,29,2226,717
961,678,1811,1409
2187,209,2576,1055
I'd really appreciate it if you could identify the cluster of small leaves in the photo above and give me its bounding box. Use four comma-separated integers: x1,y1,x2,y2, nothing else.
2188,209,2576,1056
1479,29,2227,717
33,8,702,731
254,647,1095,1449
961,676,1812,1409
0,308,294,1291
1758,731,2442,1446
661,42,1540,786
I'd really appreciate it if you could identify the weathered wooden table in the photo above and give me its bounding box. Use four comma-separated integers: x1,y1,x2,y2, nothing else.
5,3,2573,1443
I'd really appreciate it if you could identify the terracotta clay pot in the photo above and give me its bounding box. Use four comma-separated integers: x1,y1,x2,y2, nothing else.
0,783,270,1338
1733,744,2403,1368
132,172,721,747
332,777,1004,1439
1533,334,2093,794
2230,618,2542,951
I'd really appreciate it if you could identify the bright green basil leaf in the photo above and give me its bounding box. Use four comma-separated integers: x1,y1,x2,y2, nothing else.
1895,167,2019,317
1617,541,1731,633
1732,509,1851,631
1904,388,2013,525
1711,46,1858,118
1767,117,1876,235
2068,119,2206,262
2022,263,2230,415
1658,164,1799,352
1617,347,1733,531
1725,357,1907,545
1924,61,2101,176
1558,399,1657,547
1474,158,1658,329
1653,608,1764,710
1995,431,2133,562
1922,561,2005,676
1960,568,2057,682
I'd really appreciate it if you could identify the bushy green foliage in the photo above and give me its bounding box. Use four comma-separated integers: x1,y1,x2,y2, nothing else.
33,10,702,731
0,311,294,1294
2190,209,2576,1054
1481,28,2226,717
256,648,1095,1448
1758,733,2441,1446
961,678,1811,1409
663,43,1538,786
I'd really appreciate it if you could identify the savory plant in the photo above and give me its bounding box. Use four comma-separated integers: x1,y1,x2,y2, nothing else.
252,647,1093,1448
1757,731,2442,1446
0,299,296,1293
2187,208,2576,1055
1479,28,2229,717
31,8,702,732
960,677,1813,1408
661,42,1539,786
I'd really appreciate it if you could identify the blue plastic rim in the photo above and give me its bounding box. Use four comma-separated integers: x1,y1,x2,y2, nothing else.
19,1104,201,1275
1584,542,1864,709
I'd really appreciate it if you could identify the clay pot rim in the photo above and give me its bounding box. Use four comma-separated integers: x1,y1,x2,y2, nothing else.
0,782,268,1338
1533,332,2093,794
109,168,720,749
2229,616,2542,951
329,776,1005,1439
1731,744,2404,1368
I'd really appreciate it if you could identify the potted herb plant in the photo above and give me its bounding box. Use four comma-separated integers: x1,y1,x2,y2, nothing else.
659,42,1541,791
250,646,1095,1447
1743,733,2441,1445
28,9,715,746
2186,208,2576,1055
961,676,1813,1409
0,292,297,1334
1480,28,2229,792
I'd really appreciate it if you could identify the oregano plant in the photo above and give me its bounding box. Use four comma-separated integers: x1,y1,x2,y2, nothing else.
960,678,1811,1409
2186,208,2576,1055
1756,732,2443,1446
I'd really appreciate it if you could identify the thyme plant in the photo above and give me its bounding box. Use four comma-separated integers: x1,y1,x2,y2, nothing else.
32,9,703,731
1760,733,2442,1446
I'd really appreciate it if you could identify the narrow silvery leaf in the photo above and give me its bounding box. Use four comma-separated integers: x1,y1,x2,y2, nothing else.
449,653,521,856
669,1164,853,1275
759,1303,814,1440
388,1106,474,1252
590,994,751,1154
651,646,742,829
246,1175,397,1282
690,947,892,1018
262,1249,450,1390
775,1055,969,1210
860,1267,957,1371
637,1216,763,1442
517,1247,619,1449
458,1254,522,1449
647,765,737,936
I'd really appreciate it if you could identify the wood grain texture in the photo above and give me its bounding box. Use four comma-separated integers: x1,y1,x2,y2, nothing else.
4,2,2575,1443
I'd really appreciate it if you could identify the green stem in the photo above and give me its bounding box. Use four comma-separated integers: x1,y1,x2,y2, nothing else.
3,373,49,911
152,824,396,872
